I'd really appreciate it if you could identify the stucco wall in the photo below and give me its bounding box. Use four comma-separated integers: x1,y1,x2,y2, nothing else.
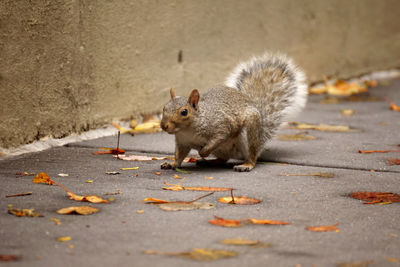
1,0,400,149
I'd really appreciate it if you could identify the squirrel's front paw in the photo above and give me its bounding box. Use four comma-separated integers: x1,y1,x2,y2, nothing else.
233,163,255,172
161,162,175,170
199,148,211,158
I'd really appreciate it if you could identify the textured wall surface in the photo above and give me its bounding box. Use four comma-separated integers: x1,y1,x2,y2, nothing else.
1,0,400,148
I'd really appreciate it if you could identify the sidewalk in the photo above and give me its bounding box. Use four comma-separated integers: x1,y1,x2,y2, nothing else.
1,79,399,267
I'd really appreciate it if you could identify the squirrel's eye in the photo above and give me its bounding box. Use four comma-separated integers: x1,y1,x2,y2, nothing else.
180,109,188,116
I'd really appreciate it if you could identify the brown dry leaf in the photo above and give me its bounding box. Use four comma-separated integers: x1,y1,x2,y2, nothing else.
143,197,170,204
341,109,355,116
386,98,400,111
33,172,53,185
349,191,400,204
306,223,339,232
277,133,317,141
57,206,99,215
68,192,108,203
158,202,215,211
218,196,261,205
337,260,374,267
162,182,233,192
173,174,184,179
0,255,20,262
248,218,290,225
289,122,359,132
387,158,400,165
220,238,260,246
359,149,399,154
114,154,168,161
145,248,238,261
57,236,71,242
279,172,334,178
8,206,43,217
93,147,125,155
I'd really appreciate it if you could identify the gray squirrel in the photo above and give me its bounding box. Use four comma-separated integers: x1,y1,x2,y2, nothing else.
160,52,307,172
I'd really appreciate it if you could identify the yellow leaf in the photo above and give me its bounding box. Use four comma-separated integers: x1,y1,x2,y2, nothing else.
341,109,355,116
57,236,71,242
289,122,359,132
120,167,139,170
145,248,238,261
57,206,99,215
136,209,145,214
219,238,260,246
68,192,108,203
277,133,317,141
86,180,94,183
50,218,61,225
33,172,53,185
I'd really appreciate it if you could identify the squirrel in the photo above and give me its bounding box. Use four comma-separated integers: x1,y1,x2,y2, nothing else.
160,52,307,172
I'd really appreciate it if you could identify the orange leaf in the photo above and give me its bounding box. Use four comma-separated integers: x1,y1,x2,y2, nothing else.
248,218,290,225
209,216,242,227
68,192,108,203
349,192,400,204
32,172,53,185
359,149,399,154
218,196,261,205
306,223,339,232
57,206,99,215
162,182,232,192
386,98,400,111
93,148,125,155
387,158,400,165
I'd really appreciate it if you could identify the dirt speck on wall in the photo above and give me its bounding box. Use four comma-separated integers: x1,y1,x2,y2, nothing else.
1,0,400,148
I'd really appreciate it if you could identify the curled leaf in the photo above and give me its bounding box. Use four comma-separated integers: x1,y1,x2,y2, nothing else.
359,149,399,154
50,218,61,225
8,206,42,217
248,218,290,225
68,192,108,203
209,216,242,228
349,191,400,204
145,248,238,261
143,198,170,204
57,206,99,215
306,223,339,232
57,236,71,242
386,98,400,111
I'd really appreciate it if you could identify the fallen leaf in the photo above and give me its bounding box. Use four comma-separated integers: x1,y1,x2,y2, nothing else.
86,180,94,183
68,192,108,203
279,172,334,178
136,209,144,214
173,174,184,179
387,158,400,165
57,206,99,215
359,149,399,154
5,192,33,198
8,206,43,217
112,122,133,134
33,172,53,185
277,133,317,141
289,122,359,132
158,202,215,211
349,192,400,204
93,148,125,155
306,223,339,232
0,255,20,262
218,196,261,205
143,197,170,204
248,218,290,225
120,167,139,170
162,182,233,192
132,120,162,134
321,95,380,104
105,171,120,175
58,173,69,177
144,192,214,206
309,80,368,96
50,218,61,225
341,109,355,116
145,248,238,261
204,177,214,180
57,236,71,242
385,257,400,263
386,98,400,111
336,260,374,267
107,197,115,202
115,154,168,161
155,172,161,175
219,238,260,246
209,216,290,227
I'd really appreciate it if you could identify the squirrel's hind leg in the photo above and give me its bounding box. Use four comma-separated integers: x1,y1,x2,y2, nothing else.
233,109,261,172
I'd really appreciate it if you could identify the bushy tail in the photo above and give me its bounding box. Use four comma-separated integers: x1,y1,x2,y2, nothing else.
225,52,307,143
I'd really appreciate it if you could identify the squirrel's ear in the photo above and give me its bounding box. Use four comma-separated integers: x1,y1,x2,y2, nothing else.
170,88,176,99
188,89,200,110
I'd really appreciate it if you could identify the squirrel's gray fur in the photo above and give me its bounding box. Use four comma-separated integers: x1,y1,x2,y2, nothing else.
161,52,307,172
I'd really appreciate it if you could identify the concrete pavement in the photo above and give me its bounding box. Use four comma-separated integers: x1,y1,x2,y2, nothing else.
1,79,400,267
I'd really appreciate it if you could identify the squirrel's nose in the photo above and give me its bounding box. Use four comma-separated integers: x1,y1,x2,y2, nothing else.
161,121,168,131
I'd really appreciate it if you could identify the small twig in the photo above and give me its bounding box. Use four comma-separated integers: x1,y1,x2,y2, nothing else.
116,131,120,151
230,189,236,204
6,192,33,198
50,179,73,194
188,192,214,203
